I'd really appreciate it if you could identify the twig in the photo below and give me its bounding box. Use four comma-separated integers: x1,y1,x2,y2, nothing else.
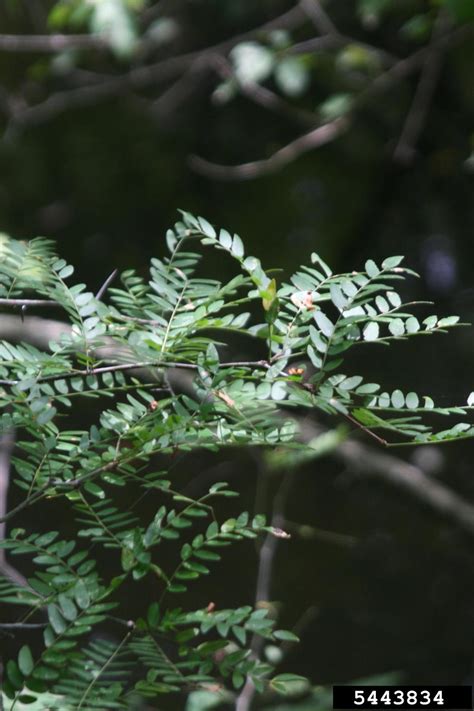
288,35,343,55
0,622,47,629
151,66,207,117
77,628,134,709
299,0,338,35
95,269,118,300
0,298,60,308
289,34,397,67
0,430,29,585
284,520,357,547
0,452,131,525
298,0,397,66
254,510,289,612
0,361,157,387
236,471,293,711
190,117,348,180
0,355,270,387
343,411,388,447
0,484,50,525
278,605,318,661
361,24,472,101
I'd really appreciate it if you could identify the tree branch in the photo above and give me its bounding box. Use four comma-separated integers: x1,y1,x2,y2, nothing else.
0,482,50,525
360,24,472,101
0,33,106,53
299,0,338,36
150,66,207,118
296,419,474,537
208,53,317,127
190,117,348,180
93,269,117,303
297,0,397,66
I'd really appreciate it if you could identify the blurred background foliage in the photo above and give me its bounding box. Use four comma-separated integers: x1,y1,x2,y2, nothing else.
0,0,473,706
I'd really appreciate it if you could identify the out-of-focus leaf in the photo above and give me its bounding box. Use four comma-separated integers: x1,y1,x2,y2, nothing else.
231,42,274,84
274,57,310,97
399,14,432,41
444,0,474,22
90,0,137,57
145,17,179,45
319,93,353,121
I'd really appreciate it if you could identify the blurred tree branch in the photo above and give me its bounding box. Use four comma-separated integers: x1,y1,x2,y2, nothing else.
300,0,338,35
1,0,471,180
0,429,29,585
1,4,306,135
206,53,317,127
393,9,450,164
236,470,294,711
0,33,106,52
190,22,472,180
189,118,348,180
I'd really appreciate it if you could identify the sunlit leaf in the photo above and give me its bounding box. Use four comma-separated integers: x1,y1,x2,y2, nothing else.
363,322,379,341
391,390,404,408
314,311,334,338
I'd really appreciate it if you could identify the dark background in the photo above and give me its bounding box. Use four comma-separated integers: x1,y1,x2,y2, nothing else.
0,0,473,705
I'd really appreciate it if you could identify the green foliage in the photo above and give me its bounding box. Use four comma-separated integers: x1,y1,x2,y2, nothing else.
443,0,474,22
0,212,471,707
48,0,142,57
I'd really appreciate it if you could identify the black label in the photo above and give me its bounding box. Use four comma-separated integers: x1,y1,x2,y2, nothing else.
333,685,472,710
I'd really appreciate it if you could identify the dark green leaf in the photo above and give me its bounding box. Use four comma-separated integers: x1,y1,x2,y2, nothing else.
7,659,24,689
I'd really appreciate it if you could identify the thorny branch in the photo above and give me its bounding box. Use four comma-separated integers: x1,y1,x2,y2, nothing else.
0,298,59,308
